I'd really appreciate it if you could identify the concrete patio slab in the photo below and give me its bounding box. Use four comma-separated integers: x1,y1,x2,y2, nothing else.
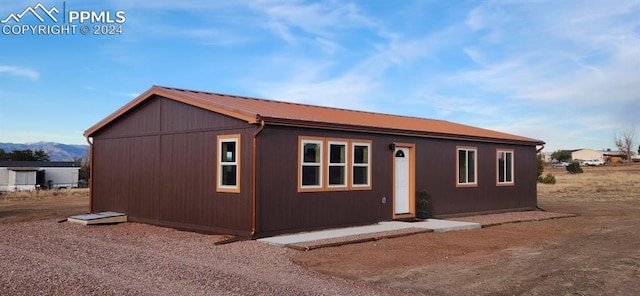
258,219,481,247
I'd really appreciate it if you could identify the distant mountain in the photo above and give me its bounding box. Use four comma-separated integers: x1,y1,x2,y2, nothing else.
0,142,89,161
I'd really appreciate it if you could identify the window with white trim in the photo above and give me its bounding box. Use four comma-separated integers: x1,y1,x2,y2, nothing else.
301,139,323,189
352,142,371,187
457,147,477,185
497,150,514,184
327,141,347,188
217,135,240,193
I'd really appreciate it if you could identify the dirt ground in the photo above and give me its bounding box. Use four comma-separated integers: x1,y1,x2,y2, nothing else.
0,189,89,224
1,164,639,295
293,164,640,295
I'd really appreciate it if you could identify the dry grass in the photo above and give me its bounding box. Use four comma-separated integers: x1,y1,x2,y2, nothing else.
538,163,640,202
0,188,89,202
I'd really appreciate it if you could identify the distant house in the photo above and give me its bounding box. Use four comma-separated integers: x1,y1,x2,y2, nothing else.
539,152,553,163
571,149,604,162
602,150,626,163
84,86,545,237
0,161,80,192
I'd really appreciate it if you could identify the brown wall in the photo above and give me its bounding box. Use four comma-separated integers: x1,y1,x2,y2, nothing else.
92,96,255,236
256,126,537,236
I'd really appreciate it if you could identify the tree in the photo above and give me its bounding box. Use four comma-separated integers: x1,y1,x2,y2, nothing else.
537,154,544,181
74,156,90,182
614,125,636,162
551,150,572,161
637,144,640,156
0,148,6,161
4,149,50,161
33,149,50,161
566,162,583,174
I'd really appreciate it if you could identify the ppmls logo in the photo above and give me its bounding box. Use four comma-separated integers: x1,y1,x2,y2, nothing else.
2,2,126,36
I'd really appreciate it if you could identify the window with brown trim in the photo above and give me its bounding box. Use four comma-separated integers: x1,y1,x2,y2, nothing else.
327,140,348,188
457,147,477,186
298,137,372,192
300,138,323,190
351,141,371,189
217,134,240,193
497,150,514,185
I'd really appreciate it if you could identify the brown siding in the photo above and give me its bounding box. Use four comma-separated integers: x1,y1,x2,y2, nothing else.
94,97,161,138
256,126,537,236
257,127,395,236
93,136,160,218
92,96,254,235
416,140,537,217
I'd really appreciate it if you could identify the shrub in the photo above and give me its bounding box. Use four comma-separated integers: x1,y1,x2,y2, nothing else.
539,173,556,184
537,156,544,180
566,162,583,174
417,190,429,213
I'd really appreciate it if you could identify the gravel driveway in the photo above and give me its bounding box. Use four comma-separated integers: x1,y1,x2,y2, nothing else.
0,220,414,296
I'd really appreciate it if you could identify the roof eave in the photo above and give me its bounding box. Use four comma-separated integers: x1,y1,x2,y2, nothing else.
260,117,545,146
84,86,258,138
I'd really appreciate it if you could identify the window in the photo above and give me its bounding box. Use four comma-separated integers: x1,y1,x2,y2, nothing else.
327,141,347,188
300,138,323,190
457,147,477,186
217,135,240,193
298,137,372,192
352,141,371,188
497,150,514,185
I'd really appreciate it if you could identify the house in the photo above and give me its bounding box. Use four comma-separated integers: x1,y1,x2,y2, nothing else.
539,152,553,163
0,161,80,192
603,150,626,163
570,149,604,162
84,86,545,238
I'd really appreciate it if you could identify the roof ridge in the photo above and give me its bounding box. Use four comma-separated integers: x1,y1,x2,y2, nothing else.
154,85,451,123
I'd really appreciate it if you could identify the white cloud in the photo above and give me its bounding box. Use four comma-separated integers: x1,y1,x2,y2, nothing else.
315,37,342,54
258,72,377,110
454,1,640,130
0,65,39,80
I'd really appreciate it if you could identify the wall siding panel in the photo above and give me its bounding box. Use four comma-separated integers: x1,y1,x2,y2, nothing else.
92,96,254,235
94,97,161,138
256,126,537,236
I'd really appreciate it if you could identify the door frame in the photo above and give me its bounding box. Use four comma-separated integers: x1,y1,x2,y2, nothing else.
392,142,415,219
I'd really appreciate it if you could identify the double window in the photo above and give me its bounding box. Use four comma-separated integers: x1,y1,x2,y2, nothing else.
497,150,514,185
299,137,371,192
217,135,240,193
457,147,477,186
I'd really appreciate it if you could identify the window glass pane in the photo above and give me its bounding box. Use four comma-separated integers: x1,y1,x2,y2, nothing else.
354,145,368,164
221,141,236,162
505,152,513,182
498,152,505,182
328,166,345,185
303,143,320,163
302,166,320,186
353,166,368,185
221,165,237,186
329,144,345,163
458,150,466,183
468,150,475,183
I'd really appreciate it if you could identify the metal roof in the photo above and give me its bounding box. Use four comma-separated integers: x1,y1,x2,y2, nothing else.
0,161,79,168
84,86,544,145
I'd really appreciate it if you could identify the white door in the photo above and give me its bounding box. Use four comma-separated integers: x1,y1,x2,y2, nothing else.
394,147,410,214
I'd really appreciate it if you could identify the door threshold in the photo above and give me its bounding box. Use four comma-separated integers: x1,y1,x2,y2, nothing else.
393,213,416,220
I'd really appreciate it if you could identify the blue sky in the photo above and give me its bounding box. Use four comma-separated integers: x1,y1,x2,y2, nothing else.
0,0,638,152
